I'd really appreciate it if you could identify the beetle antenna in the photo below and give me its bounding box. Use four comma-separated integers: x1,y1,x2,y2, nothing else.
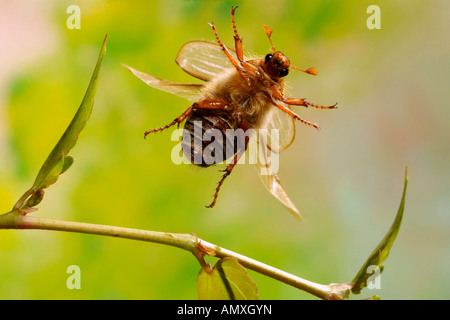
289,65,318,76
263,25,276,53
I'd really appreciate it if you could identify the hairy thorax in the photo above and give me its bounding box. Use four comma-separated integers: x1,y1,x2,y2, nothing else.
199,59,284,129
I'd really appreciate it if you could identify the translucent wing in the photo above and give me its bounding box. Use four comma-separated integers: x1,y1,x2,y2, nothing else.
254,133,302,220
261,105,296,153
176,41,238,81
123,64,203,102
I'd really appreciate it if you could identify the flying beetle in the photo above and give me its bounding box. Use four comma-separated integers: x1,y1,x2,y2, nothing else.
125,6,337,220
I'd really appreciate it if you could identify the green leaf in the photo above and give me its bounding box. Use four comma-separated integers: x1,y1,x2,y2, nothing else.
39,153,65,189
197,257,259,300
351,168,408,294
60,155,75,175
31,35,107,191
12,35,107,214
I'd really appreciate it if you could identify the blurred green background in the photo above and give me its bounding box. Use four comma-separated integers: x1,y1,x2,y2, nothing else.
1,0,449,299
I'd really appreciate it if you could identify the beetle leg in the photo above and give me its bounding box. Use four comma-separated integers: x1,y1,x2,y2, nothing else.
273,103,321,131
231,6,244,62
269,85,337,109
229,6,262,84
144,99,229,138
209,22,242,71
284,98,338,109
206,115,250,209
267,85,336,129
209,14,255,87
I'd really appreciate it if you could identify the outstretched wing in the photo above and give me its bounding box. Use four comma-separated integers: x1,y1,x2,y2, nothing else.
123,64,203,102
123,41,238,101
176,41,238,81
254,133,302,220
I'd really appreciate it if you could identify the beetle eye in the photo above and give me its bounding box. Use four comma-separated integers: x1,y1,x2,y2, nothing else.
280,68,289,77
265,53,273,63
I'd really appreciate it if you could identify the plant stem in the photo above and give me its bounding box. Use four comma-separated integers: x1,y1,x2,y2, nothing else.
198,239,346,300
0,213,198,251
0,212,347,300
12,188,34,211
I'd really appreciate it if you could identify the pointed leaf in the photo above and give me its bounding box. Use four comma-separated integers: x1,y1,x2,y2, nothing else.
31,35,107,191
197,257,259,300
351,168,408,294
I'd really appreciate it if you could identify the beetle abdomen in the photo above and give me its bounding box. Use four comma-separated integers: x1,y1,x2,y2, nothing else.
182,111,241,167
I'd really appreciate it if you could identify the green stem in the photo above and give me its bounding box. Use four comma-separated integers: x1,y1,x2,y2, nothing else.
0,212,347,300
12,188,34,211
198,239,348,300
0,213,198,251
